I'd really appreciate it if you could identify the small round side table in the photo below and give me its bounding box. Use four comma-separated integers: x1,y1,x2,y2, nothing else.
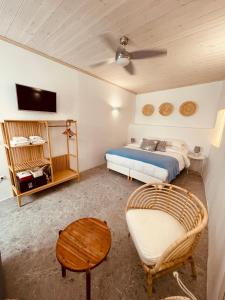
187,153,206,176
56,218,111,300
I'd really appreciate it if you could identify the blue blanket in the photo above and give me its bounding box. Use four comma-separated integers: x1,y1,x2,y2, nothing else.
106,147,180,182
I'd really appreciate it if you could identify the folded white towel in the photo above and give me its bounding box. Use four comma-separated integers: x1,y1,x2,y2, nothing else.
31,140,45,145
29,136,43,140
12,136,29,142
28,136,45,145
10,141,30,147
10,136,45,146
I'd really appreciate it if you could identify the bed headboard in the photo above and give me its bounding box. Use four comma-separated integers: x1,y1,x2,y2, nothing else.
128,123,213,155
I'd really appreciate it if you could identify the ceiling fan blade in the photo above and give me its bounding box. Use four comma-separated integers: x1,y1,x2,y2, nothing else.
124,61,135,75
101,33,118,52
89,57,114,68
130,49,167,60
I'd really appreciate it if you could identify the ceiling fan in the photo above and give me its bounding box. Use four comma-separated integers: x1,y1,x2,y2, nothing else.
89,35,167,75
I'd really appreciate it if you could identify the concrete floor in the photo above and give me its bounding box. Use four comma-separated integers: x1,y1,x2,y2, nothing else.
0,166,207,300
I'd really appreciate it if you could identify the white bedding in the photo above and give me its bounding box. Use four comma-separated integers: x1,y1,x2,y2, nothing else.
105,144,190,182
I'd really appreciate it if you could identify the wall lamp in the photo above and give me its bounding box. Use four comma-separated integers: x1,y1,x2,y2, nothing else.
212,109,225,148
112,107,121,117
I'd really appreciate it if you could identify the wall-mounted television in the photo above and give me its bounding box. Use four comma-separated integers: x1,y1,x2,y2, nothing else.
16,84,57,112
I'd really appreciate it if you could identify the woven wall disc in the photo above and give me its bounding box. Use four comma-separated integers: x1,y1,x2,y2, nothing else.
179,101,197,116
142,104,154,116
159,102,174,116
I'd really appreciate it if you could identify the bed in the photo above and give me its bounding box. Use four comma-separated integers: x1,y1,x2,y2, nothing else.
105,140,190,183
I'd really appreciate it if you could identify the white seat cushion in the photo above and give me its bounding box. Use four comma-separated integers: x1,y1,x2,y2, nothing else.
126,209,186,266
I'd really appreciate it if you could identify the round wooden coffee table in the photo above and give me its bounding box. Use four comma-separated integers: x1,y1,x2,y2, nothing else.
56,218,111,300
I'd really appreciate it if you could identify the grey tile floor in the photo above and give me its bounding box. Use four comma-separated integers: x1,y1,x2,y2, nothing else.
0,166,207,300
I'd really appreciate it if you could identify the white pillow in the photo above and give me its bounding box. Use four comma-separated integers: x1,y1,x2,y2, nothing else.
166,145,188,154
126,143,141,148
166,139,186,147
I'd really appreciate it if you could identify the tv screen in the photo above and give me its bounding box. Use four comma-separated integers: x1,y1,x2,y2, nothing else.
16,84,56,112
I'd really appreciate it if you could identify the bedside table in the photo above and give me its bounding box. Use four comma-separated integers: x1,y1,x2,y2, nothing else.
187,153,206,176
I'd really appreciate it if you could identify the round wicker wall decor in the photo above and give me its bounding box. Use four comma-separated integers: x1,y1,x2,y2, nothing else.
159,102,174,116
179,101,197,116
142,104,154,116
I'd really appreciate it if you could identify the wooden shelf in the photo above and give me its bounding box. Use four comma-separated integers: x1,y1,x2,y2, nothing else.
4,143,47,149
53,169,78,182
12,158,50,172
1,119,79,207
9,142,47,148
15,169,78,197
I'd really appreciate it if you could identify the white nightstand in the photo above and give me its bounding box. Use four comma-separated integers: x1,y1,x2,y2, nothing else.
187,153,206,176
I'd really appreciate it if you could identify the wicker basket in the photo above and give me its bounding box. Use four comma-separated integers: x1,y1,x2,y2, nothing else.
161,297,190,300
179,101,197,116
142,104,154,116
159,102,174,116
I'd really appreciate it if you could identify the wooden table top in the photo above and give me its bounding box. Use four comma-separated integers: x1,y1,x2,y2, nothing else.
56,218,111,272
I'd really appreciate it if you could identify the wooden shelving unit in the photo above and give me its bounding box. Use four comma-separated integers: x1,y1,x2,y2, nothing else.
1,120,79,207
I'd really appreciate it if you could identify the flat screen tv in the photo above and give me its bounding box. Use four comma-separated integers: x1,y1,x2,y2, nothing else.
16,84,57,112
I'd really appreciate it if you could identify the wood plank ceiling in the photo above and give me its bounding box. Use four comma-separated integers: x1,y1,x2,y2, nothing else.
0,0,225,93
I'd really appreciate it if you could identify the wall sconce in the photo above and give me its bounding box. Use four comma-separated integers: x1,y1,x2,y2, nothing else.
112,107,120,117
212,109,225,147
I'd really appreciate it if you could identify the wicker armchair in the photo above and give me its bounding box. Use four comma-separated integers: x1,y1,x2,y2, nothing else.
126,183,208,296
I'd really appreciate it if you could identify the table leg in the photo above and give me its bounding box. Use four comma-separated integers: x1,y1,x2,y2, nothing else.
61,265,66,277
86,269,91,300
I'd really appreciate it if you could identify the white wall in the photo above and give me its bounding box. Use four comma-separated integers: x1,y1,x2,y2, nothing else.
135,82,222,128
130,82,223,154
0,40,135,200
204,80,225,300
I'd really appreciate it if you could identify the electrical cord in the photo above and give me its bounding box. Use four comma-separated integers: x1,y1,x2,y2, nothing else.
173,272,197,300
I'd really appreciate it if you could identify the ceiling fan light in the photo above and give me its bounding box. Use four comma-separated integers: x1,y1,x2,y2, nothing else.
116,56,130,66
